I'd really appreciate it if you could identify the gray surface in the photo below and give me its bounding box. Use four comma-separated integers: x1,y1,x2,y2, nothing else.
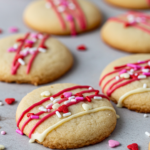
0,0,149,149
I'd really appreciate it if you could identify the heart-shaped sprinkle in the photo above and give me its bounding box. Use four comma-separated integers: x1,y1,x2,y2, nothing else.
63,92,72,98
58,105,68,113
5,98,15,105
82,103,92,111
41,91,51,97
77,45,87,51
108,140,120,148
127,143,138,150
27,113,34,117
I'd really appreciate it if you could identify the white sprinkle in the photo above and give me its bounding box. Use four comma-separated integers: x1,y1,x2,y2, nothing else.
130,69,134,72
136,17,142,23
143,84,147,89
52,103,60,110
39,48,46,53
46,103,53,109
142,69,149,73
68,3,76,10
50,97,54,101
144,114,148,118
41,91,51,97
70,99,76,102
54,0,60,5
18,58,25,65
64,100,71,105
0,102,3,106
53,98,60,104
145,131,150,137
120,73,130,79
13,43,18,49
89,87,93,90
45,2,51,9
56,111,62,118
138,75,147,79
32,38,37,42
127,14,135,23
148,61,150,66
63,112,71,117
38,34,43,39
115,76,120,81
94,96,102,100
39,106,47,112
29,47,37,53
68,96,75,100
57,6,65,12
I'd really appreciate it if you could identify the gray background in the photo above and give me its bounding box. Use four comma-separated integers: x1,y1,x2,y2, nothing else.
0,0,149,149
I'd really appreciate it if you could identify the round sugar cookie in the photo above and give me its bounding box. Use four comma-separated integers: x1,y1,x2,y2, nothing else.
99,54,150,113
16,83,117,149
105,0,150,9
24,0,102,36
101,12,150,53
0,32,73,85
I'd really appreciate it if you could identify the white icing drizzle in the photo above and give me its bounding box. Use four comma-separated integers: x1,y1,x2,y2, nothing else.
117,87,150,108
29,106,117,143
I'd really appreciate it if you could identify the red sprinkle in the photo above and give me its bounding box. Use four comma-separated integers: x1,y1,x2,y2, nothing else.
16,38,24,42
77,45,87,51
127,143,138,150
40,45,47,49
95,90,99,95
61,95,64,98
27,113,34,117
0,29,2,34
75,93,83,97
5,98,15,105
85,96,91,102
58,105,68,113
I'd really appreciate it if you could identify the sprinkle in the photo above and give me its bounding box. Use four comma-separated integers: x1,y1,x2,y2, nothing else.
142,69,149,73
53,98,61,104
82,103,92,111
108,140,120,148
45,2,51,9
143,84,147,88
56,111,62,118
0,102,3,106
70,99,76,102
0,29,3,34
9,27,18,33
13,44,18,49
148,61,150,66
52,103,60,110
119,69,127,75
18,58,25,66
64,100,71,105
145,131,150,137
58,105,68,113
30,115,39,119
1,131,6,135
61,95,64,98
127,143,138,150
25,40,34,44
120,73,130,79
41,91,51,97
50,97,54,101
47,109,51,112
5,98,15,105
77,45,87,51
138,75,146,79
39,47,46,53
127,63,141,69
85,96,91,102
16,129,23,135
39,106,47,112
38,34,44,39
144,114,148,118
89,87,93,90
30,33,38,39
68,96,75,100
0,145,5,150
63,112,71,117
7,47,16,52
66,14,73,21
46,103,53,108
57,5,66,12
54,0,61,5
27,113,34,117
115,76,120,81
75,97,84,101
143,72,150,76
63,92,72,98
68,3,76,9
127,15,135,22
94,96,102,100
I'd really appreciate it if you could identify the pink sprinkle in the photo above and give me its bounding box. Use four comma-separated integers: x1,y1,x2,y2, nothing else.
1,131,6,135
30,33,38,39
16,129,23,135
143,72,150,76
75,97,84,101
138,60,147,64
119,69,127,75
108,140,120,148
9,27,18,33
7,47,16,52
47,109,51,112
127,63,141,69
25,40,34,44
46,103,53,109
66,15,73,21
63,92,72,98
31,115,39,119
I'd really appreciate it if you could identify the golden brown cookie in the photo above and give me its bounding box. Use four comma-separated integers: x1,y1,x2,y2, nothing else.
0,33,73,85
16,83,117,149
105,0,150,9
24,0,102,35
101,12,150,53
99,54,150,113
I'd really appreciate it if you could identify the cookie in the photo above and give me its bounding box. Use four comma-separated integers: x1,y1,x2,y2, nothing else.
24,0,102,36
105,0,150,9
0,32,73,85
101,12,150,53
99,54,150,113
16,83,118,149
